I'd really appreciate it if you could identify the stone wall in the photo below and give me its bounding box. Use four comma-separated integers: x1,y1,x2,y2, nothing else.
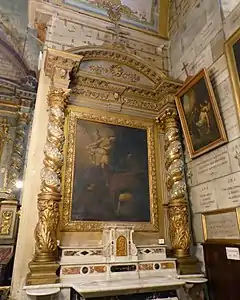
169,0,240,269
0,51,23,81
0,0,40,73
33,1,169,74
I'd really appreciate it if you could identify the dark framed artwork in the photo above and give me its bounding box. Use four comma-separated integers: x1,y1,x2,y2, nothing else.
175,68,227,159
61,106,160,232
225,27,240,122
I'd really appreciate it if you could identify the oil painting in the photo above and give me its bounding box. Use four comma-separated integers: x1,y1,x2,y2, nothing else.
63,0,168,37
61,106,159,232
175,69,227,159
225,27,240,122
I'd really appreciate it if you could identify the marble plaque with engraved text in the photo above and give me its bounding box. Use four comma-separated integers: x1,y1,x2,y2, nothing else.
193,146,231,184
204,211,240,240
190,182,217,213
216,173,240,209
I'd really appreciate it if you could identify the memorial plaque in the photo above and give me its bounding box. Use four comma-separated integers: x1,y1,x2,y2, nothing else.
222,105,240,141
211,30,225,62
228,138,240,173
208,55,229,87
190,182,217,213
216,78,235,113
216,173,240,209
202,208,240,241
194,12,222,56
190,45,213,75
181,2,206,51
223,4,240,38
220,0,240,18
193,146,231,184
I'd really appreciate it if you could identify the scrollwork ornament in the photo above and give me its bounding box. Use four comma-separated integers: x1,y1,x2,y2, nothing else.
168,200,191,256
28,87,70,284
159,107,192,260
7,113,29,194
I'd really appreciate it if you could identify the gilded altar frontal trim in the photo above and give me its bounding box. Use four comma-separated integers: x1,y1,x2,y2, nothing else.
61,106,160,232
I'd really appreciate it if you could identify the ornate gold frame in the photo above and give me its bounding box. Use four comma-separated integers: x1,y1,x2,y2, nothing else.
59,0,169,38
202,208,240,244
225,27,240,123
175,68,227,159
61,105,160,232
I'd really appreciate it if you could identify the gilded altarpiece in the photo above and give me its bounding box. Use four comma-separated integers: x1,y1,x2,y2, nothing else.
61,106,160,232
26,47,198,291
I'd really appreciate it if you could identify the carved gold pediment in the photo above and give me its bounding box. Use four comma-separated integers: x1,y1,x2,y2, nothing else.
69,46,182,113
80,60,155,88
70,46,167,86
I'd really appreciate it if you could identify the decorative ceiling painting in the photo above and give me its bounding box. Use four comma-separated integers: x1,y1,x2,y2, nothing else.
63,0,169,37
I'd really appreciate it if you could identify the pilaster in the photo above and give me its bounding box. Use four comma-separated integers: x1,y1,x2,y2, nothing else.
26,48,82,285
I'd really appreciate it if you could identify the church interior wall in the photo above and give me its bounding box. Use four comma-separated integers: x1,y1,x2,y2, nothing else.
169,0,240,270
26,0,172,250
32,1,169,74
1,0,240,298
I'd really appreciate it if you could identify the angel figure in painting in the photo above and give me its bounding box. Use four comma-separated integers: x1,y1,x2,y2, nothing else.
86,128,116,170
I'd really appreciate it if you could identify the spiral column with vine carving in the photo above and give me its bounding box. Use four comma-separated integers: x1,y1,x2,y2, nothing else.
6,112,29,196
159,108,191,259
27,87,70,285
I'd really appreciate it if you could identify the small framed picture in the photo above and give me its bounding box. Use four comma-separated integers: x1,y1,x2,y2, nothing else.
225,27,240,122
175,68,227,159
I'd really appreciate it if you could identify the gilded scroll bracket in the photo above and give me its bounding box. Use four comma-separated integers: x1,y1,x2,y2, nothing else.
44,48,83,89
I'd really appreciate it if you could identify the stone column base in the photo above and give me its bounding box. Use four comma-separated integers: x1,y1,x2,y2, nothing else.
26,261,60,285
177,256,201,275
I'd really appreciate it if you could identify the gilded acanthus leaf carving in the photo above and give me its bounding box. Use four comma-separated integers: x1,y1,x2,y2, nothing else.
158,107,191,257
7,113,29,193
31,87,70,265
88,64,140,83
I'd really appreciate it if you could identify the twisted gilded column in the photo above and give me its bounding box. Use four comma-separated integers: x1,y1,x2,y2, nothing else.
6,112,29,196
27,87,70,285
159,108,199,274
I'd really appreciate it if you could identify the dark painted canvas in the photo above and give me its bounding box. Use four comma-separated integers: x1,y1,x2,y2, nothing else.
175,69,227,158
180,77,221,152
71,119,150,223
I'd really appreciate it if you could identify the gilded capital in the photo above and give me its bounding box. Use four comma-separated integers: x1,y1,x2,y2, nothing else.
159,108,178,131
44,49,83,88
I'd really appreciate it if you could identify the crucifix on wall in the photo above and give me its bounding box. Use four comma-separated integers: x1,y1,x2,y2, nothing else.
182,62,193,82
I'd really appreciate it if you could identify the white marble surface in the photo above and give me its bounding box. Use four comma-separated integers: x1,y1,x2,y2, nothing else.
25,287,60,296
23,276,188,296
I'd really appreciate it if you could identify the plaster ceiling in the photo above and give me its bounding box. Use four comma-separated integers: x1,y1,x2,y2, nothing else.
60,0,169,38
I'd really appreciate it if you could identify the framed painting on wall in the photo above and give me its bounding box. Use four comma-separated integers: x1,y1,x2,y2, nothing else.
61,106,160,232
225,27,240,122
175,68,227,159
